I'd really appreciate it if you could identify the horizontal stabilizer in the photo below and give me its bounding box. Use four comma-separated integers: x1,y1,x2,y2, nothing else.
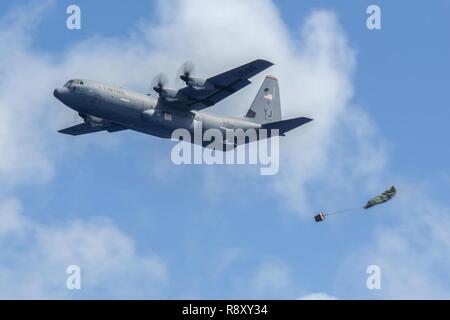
261,117,313,135
59,122,127,136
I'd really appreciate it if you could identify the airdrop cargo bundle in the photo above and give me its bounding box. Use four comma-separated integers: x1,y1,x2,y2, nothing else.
314,186,397,223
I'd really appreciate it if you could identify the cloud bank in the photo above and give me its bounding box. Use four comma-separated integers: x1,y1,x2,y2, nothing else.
0,198,167,299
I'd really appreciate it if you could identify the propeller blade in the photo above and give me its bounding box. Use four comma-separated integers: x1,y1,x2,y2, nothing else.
179,61,195,83
152,72,169,93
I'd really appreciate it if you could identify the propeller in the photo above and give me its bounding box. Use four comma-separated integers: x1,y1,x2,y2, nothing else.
179,61,195,84
152,72,169,94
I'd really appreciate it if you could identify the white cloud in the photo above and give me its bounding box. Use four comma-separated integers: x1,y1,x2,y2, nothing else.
0,1,63,188
0,198,26,236
211,248,241,277
251,261,291,297
245,260,338,300
0,197,168,299
299,293,337,300
0,1,123,190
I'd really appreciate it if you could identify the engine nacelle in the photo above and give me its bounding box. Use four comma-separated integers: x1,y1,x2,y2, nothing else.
180,76,214,90
153,86,178,99
84,115,106,127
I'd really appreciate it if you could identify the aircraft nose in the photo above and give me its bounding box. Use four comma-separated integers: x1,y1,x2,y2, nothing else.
53,87,68,100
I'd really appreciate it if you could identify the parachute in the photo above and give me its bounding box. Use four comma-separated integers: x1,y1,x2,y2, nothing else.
364,186,397,209
314,186,397,223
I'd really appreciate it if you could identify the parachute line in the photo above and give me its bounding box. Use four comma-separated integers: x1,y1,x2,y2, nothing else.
325,207,361,217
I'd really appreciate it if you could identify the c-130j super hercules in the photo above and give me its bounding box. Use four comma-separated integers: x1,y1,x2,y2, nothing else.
54,59,313,148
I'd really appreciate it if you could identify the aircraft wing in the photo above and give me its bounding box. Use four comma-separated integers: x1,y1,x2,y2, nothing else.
175,59,273,110
58,122,127,136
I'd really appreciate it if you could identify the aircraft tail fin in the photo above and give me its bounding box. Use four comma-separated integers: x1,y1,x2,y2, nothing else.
244,75,281,124
261,117,313,135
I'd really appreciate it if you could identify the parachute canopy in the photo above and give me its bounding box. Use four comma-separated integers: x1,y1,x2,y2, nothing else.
364,186,397,209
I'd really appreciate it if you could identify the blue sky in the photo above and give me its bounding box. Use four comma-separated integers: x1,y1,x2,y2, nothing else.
0,0,449,299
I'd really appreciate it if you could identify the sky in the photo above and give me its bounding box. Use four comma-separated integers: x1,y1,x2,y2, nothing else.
0,0,449,299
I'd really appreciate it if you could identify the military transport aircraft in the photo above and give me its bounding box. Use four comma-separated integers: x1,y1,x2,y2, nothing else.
54,59,313,148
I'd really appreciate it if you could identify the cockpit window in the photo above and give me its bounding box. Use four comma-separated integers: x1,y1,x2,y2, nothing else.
64,80,74,88
64,79,83,88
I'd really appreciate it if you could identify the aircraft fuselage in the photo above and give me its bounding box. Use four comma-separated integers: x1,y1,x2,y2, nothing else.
54,79,260,141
